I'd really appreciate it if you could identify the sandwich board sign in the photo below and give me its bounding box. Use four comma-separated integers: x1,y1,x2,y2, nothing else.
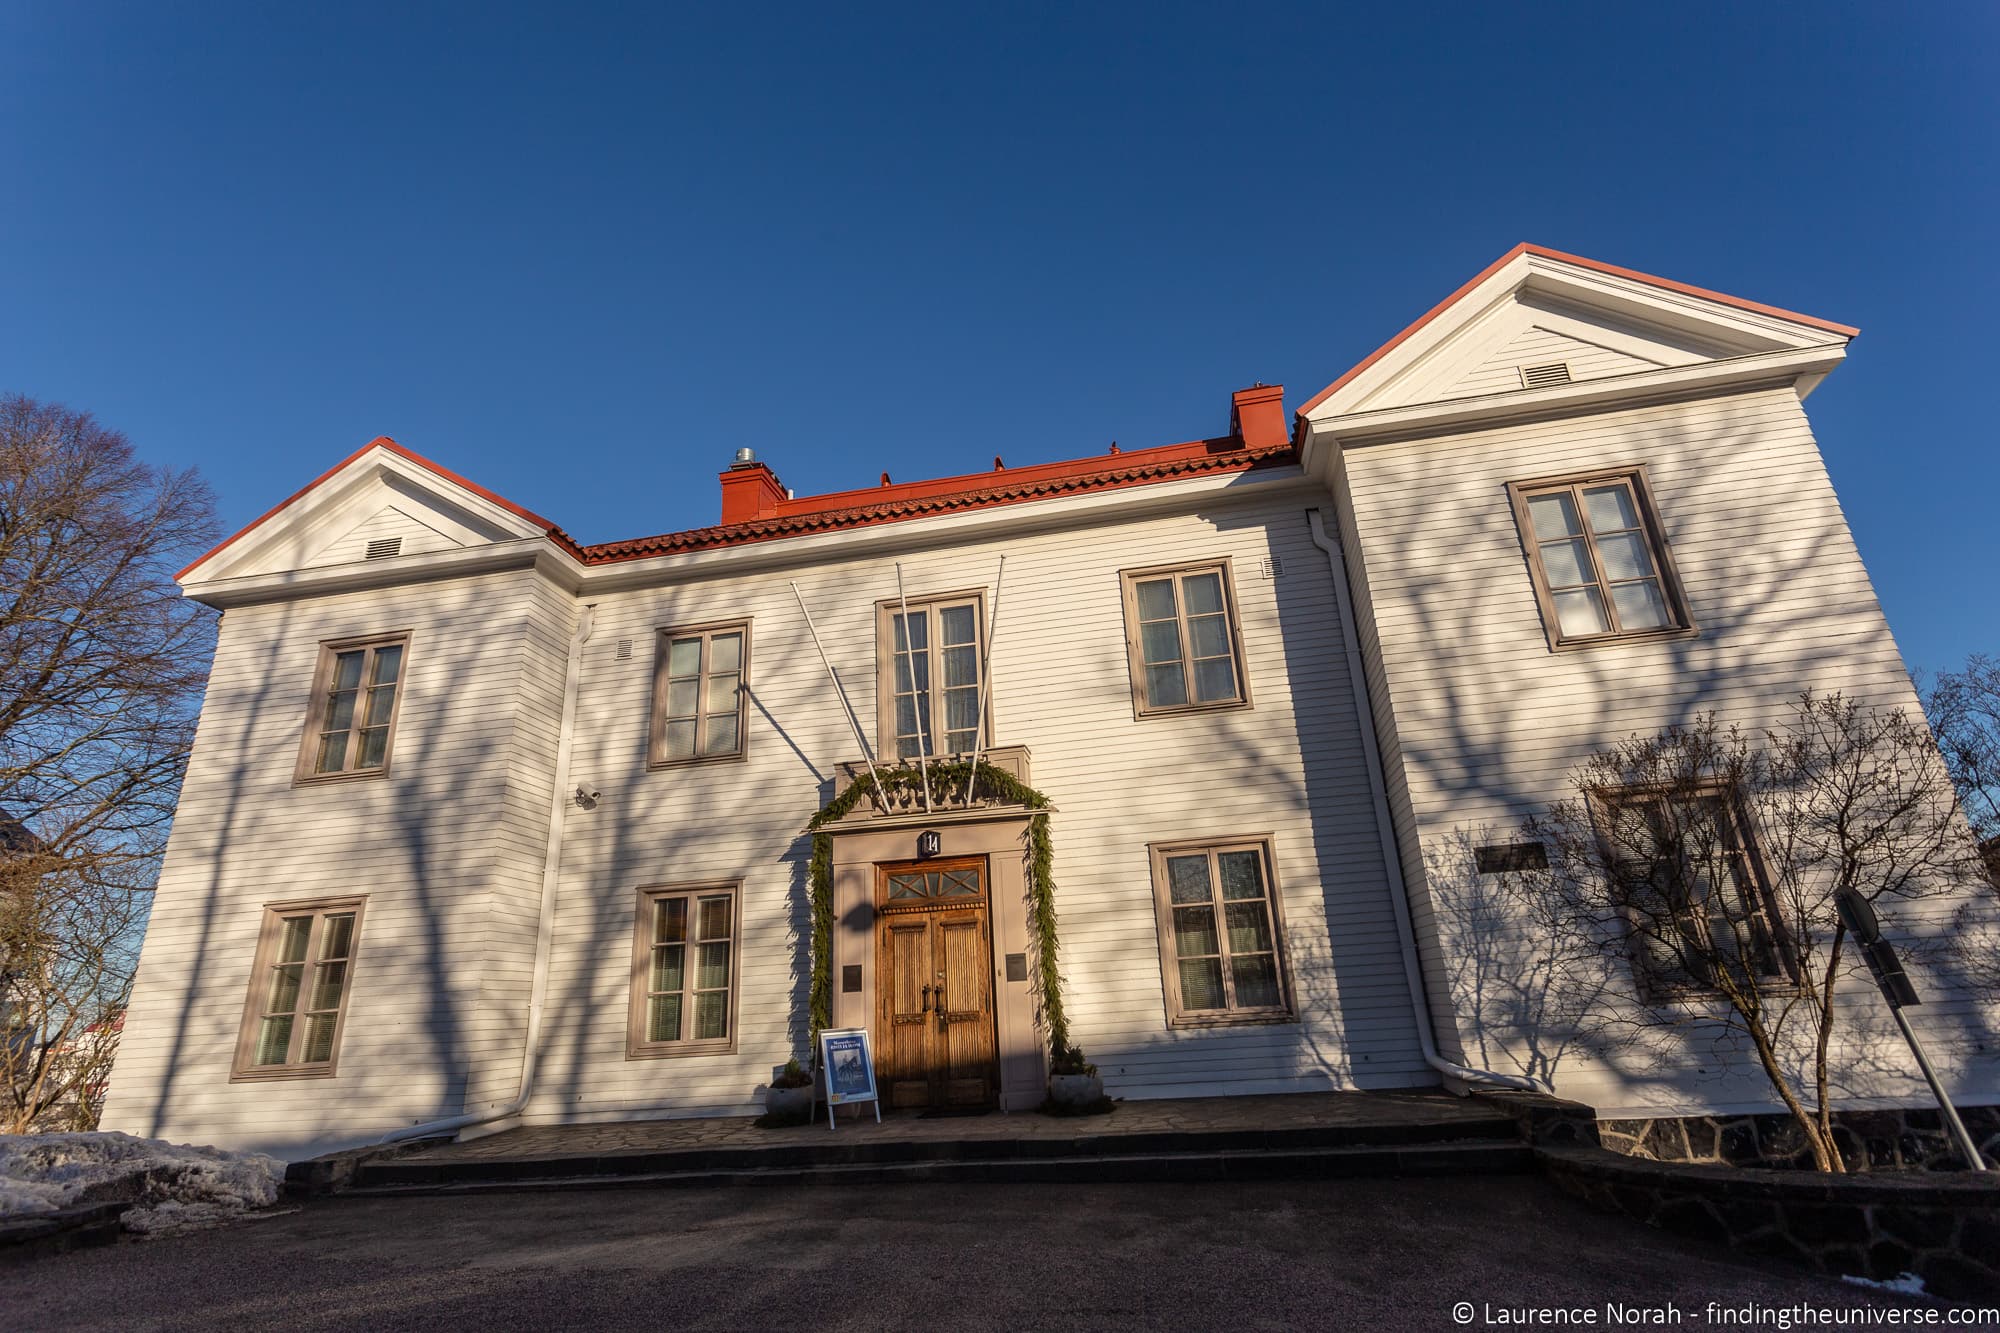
818,1026,881,1129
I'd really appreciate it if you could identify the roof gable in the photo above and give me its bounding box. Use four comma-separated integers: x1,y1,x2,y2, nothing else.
1300,244,1856,422
180,439,574,585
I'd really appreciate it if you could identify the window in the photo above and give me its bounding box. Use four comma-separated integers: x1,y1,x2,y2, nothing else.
1119,561,1249,716
1508,470,1692,649
1148,838,1293,1027
298,635,408,780
233,898,366,1079
650,622,750,766
628,883,738,1057
876,593,987,760
1595,787,1787,999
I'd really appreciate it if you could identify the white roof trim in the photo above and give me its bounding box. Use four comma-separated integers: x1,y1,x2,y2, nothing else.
1305,251,1849,423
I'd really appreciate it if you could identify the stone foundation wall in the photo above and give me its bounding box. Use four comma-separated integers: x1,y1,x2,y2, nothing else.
1539,1145,2000,1299
1598,1105,2000,1173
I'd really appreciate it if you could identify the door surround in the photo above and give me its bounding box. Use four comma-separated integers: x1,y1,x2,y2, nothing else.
823,776,1046,1111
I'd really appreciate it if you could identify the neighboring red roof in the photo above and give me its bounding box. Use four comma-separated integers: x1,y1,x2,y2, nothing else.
177,436,585,579
583,436,1293,565
1294,243,1860,419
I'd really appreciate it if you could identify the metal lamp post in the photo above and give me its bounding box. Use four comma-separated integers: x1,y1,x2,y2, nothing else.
1834,886,1992,1172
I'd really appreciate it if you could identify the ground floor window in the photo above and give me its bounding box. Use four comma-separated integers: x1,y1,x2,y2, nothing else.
628,882,739,1057
232,897,366,1079
1147,838,1294,1027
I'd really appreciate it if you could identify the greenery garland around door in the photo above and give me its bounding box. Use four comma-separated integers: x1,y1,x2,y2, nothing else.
804,758,1071,1062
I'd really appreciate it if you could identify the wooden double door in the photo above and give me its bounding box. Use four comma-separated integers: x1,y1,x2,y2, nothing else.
875,857,1000,1112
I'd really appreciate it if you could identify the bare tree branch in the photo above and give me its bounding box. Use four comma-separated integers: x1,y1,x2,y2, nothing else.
1503,693,1981,1173
0,394,217,1132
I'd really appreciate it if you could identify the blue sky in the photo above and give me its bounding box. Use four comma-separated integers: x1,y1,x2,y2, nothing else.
3,3,1994,672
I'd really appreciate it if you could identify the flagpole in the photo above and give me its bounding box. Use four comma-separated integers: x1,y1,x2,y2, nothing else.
964,555,1006,807
894,563,934,813
789,581,884,811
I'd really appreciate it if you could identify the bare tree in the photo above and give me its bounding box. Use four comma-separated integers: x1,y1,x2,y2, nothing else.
1923,655,2000,845
1505,693,1981,1172
0,395,217,1132
1921,655,2000,997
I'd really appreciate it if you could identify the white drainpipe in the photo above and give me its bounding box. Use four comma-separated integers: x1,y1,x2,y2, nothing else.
1306,509,1546,1095
381,602,597,1143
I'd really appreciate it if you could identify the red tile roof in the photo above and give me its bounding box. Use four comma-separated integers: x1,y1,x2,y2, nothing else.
180,430,1292,580
184,244,1853,584
581,435,1293,564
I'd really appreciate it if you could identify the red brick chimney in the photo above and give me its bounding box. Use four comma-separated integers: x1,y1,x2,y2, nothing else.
719,453,786,525
1230,383,1286,450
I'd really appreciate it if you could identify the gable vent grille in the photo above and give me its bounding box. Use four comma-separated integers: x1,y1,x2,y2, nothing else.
1518,362,1572,390
1259,555,1283,579
615,639,633,660
365,537,403,560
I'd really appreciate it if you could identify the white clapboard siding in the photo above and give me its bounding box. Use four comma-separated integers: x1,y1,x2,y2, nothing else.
103,476,1439,1156
1340,384,2000,1115
300,504,466,569
524,481,1431,1127
1442,326,1661,400
98,567,572,1157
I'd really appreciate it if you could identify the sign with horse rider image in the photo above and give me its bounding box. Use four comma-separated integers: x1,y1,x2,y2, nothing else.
818,1026,881,1129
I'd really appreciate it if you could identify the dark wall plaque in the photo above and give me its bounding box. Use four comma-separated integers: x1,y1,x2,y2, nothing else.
1004,952,1028,982
1474,842,1548,874
842,964,863,993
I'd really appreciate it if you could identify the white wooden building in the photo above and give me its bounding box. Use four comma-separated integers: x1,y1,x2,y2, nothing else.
99,246,1999,1159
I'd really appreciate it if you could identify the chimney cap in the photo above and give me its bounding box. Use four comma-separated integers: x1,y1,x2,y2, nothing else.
734,447,757,464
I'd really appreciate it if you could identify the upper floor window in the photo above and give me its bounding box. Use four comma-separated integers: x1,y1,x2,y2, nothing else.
651,622,750,767
1119,561,1250,716
1508,469,1692,649
298,635,407,781
233,896,366,1079
1596,786,1787,1000
876,592,987,759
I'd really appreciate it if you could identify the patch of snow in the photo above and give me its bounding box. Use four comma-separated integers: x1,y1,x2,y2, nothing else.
1842,1272,1929,1297
0,1131,284,1234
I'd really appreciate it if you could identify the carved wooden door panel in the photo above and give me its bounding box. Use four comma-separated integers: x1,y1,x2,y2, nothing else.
880,918,934,1110
875,858,999,1111
934,910,998,1107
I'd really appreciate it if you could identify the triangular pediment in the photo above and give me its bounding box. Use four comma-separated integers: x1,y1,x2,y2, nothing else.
299,501,467,569
182,439,558,586
1302,245,1855,421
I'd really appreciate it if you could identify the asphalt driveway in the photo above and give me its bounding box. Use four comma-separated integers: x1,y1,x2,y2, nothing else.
14,1176,1952,1331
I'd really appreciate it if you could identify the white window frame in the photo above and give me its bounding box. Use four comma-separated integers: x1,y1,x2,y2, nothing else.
295,633,411,784
231,896,367,1081
649,621,752,768
627,881,741,1059
1146,836,1294,1028
874,590,991,760
1118,560,1252,718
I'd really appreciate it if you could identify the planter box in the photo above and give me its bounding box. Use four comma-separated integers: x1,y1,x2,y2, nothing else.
765,1083,816,1124
1047,1073,1104,1109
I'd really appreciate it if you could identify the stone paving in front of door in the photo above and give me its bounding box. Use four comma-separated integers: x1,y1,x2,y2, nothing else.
388,1087,1507,1164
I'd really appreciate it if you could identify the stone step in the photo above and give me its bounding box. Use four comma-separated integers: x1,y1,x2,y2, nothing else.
342,1139,1533,1196
350,1111,1522,1190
